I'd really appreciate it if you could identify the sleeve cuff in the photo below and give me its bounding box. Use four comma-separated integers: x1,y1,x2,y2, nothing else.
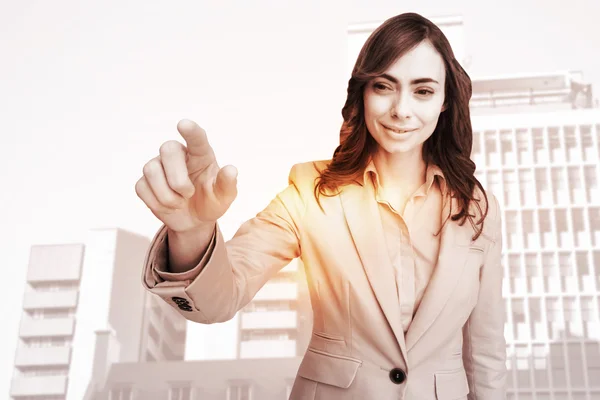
143,223,218,287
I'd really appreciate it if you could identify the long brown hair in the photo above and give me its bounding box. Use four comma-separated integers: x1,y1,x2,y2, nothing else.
314,12,489,240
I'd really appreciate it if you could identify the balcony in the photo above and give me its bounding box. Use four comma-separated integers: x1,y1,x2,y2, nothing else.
22,290,78,310
241,310,297,330
14,346,71,367
10,375,68,397
239,339,297,358
19,317,75,338
253,282,297,301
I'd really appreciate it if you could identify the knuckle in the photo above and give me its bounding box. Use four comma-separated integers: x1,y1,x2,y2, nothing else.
142,159,161,176
159,140,183,155
163,195,185,209
134,179,144,197
170,179,192,193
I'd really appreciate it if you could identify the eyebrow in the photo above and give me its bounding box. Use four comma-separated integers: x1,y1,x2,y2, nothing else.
379,74,439,85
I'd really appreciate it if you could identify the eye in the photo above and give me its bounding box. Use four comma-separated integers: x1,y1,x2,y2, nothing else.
416,88,434,96
373,82,392,91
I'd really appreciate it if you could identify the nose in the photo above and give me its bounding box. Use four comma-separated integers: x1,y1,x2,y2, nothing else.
391,92,412,119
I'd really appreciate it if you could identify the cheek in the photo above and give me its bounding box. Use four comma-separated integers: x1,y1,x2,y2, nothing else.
364,95,390,118
417,105,444,126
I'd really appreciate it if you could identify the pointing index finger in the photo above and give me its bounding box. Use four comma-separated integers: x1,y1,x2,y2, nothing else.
176,119,213,157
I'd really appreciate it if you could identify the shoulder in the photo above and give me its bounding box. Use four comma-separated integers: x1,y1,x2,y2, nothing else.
287,159,331,187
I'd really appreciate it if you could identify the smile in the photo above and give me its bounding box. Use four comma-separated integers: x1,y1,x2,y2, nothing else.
382,124,417,134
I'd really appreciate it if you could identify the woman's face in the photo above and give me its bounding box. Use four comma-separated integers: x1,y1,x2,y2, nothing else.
363,40,446,159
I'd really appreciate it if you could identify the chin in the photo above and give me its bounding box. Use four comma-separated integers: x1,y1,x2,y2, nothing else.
379,142,419,155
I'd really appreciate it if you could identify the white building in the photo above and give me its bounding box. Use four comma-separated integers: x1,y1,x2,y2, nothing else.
470,72,600,400
10,228,187,400
236,259,312,359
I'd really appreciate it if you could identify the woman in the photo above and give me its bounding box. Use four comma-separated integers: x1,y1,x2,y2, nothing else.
136,12,507,400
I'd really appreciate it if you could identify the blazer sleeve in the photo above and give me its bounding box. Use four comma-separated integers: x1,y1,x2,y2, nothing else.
140,164,306,324
462,193,508,400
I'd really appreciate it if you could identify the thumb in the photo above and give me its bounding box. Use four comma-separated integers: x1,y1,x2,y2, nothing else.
214,165,238,204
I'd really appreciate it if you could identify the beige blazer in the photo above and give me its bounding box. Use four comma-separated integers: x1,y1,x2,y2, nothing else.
142,160,507,400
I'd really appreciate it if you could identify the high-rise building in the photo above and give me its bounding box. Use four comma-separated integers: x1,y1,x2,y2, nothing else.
470,71,600,400
236,259,312,359
10,228,187,400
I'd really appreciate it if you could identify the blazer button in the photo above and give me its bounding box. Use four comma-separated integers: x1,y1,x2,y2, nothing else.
389,368,406,384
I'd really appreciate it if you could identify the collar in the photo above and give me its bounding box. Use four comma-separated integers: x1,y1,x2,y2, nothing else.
363,158,447,197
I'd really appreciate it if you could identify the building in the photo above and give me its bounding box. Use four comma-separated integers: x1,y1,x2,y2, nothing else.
10,228,187,400
88,357,301,400
470,71,600,400
236,259,312,359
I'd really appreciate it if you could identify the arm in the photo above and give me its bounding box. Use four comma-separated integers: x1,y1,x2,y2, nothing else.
167,221,217,274
141,164,305,324
462,194,507,400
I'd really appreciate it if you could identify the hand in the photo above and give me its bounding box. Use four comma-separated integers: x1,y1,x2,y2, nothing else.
135,119,238,233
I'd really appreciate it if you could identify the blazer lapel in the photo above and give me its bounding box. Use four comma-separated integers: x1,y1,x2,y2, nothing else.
405,195,474,352
340,181,409,364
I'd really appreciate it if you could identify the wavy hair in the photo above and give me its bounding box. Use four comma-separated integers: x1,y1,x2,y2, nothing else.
313,12,489,240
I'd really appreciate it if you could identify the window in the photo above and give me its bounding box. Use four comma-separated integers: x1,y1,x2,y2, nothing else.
485,131,500,167
548,127,564,163
28,308,75,319
503,170,518,207
109,386,133,400
23,337,71,348
564,126,579,162
30,281,79,291
558,253,575,292
568,166,584,204
522,210,536,249
512,299,528,340
532,128,547,163
500,129,515,164
515,345,531,388
227,383,253,400
541,253,558,293
535,168,550,205
243,300,296,312
241,329,297,341
532,344,549,386
585,342,600,383
551,167,568,205
516,129,531,164
169,385,191,400
580,125,595,162
528,298,542,339
589,207,600,246
505,211,520,250
567,343,585,387
571,208,587,247
19,367,69,377
584,165,599,203
550,343,567,387
525,254,542,294
554,209,570,248
472,131,482,164
519,169,535,207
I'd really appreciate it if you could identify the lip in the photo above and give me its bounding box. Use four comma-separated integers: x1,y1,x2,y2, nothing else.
382,124,417,134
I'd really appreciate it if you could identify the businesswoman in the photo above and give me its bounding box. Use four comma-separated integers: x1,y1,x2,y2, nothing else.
136,12,507,400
